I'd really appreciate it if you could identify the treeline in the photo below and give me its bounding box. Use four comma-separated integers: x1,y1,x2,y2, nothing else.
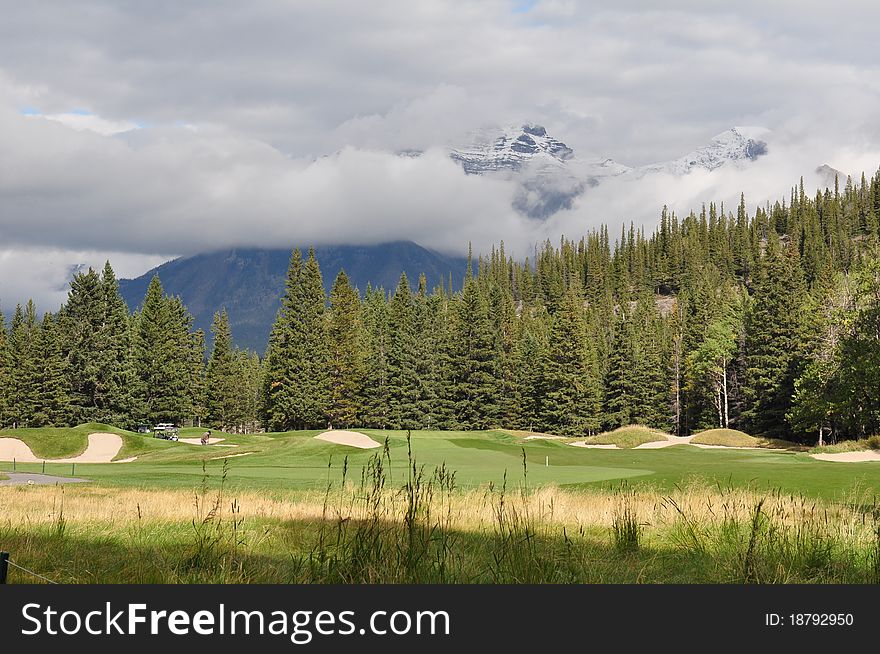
0,267,260,432
1,172,879,441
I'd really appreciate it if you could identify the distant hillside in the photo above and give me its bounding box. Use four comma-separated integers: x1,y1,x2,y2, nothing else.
119,241,467,352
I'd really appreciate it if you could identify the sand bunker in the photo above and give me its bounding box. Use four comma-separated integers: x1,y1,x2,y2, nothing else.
315,430,381,449
179,437,226,445
524,435,566,441
635,436,693,449
568,433,769,451
0,432,124,463
810,450,880,463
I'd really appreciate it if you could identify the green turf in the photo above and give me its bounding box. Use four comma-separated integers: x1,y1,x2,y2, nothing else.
3,426,880,501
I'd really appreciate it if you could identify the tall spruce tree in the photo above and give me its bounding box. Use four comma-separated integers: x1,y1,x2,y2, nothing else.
33,313,70,426
57,263,131,425
449,279,499,429
327,270,363,428
96,262,133,424
8,303,40,427
263,248,329,430
628,296,669,429
0,307,9,426
206,310,242,430
603,307,635,428
190,329,208,428
236,350,263,433
386,273,419,428
130,277,191,424
742,234,806,439
59,268,104,423
513,307,549,431
541,281,600,435
360,286,391,428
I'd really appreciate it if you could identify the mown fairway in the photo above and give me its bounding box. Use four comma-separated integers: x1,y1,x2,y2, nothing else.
2,426,879,500
3,426,880,584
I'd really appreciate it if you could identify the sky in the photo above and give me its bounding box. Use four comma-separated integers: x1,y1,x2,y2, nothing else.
1,0,879,311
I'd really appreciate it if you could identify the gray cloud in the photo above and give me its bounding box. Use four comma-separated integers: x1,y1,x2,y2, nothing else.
0,1,879,311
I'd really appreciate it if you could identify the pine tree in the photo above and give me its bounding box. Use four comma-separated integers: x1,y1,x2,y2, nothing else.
55,263,132,425
0,307,9,426
95,262,133,424
513,308,549,431
449,279,499,429
541,282,600,435
742,234,806,439
59,268,104,423
166,296,198,422
603,307,636,428
130,277,191,424
488,280,520,428
263,248,329,430
361,286,391,428
628,296,669,428
424,289,455,429
327,270,363,428
190,329,208,428
236,350,263,433
33,313,70,426
412,276,441,428
386,273,419,428
206,310,241,430
8,302,40,427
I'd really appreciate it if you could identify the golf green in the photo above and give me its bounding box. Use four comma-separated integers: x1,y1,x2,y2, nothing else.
2,426,879,500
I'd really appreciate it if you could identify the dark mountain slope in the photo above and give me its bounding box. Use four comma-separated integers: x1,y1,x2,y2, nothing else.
119,241,467,352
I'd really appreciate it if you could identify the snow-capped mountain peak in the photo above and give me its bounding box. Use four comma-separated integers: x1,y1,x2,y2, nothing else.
638,126,769,176
443,122,773,220
450,123,575,174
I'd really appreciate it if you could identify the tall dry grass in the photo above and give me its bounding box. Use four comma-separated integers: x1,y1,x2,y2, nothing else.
1,439,878,583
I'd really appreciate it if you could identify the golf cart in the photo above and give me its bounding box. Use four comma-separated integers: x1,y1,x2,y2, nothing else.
153,423,180,441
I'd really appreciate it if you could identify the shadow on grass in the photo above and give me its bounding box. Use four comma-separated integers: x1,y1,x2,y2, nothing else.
2,510,876,585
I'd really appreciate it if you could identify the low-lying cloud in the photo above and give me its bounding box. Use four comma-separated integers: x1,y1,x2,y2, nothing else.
0,1,879,311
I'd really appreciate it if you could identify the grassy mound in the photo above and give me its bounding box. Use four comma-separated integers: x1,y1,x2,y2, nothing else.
691,429,759,447
584,425,669,449
691,429,801,450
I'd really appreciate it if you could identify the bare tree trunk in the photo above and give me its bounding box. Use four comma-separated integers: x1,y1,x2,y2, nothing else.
722,360,729,429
